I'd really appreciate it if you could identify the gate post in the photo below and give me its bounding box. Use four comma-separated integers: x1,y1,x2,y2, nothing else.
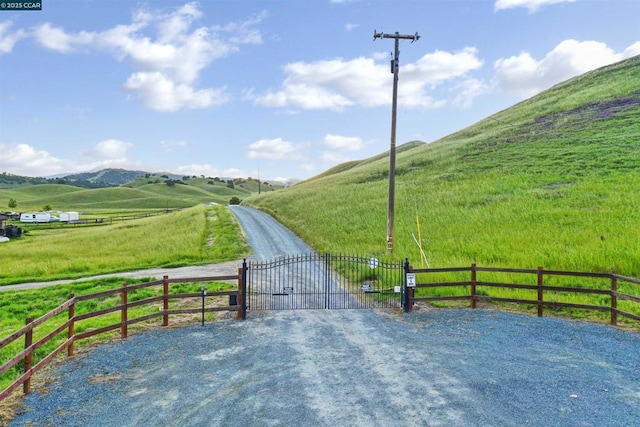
241,259,247,320
403,258,411,313
324,253,331,309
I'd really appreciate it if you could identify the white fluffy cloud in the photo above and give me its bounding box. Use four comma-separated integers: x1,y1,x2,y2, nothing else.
75,139,138,171
33,22,96,52
0,143,70,176
253,47,482,111
0,21,26,54
247,138,307,160
89,139,133,159
124,72,227,112
160,139,187,152
0,140,137,176
321,134,364,163
494,0,576,13
493,40,640,98
172,164,246,179
30,3,264,112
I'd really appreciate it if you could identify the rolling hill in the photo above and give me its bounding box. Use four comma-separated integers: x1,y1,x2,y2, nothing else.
243,55,640,276
0,175,281,212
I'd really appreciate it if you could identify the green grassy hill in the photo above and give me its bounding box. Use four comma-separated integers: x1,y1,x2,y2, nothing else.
0,175,278,212
244,55,640,276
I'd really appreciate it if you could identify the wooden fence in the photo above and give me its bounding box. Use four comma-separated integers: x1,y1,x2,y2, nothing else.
0,271,245,402
3,262,640,402
406,264,640,325
18,209,181,230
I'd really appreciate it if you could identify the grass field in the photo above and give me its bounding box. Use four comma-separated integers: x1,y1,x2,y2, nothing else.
1,57,640,418
0,204,250,286
0,57,638,307
0,276,237,400
243,56,640,276
241,56,640,318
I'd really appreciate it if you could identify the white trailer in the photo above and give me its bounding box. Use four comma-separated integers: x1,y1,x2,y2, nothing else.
20,212,55,223
59,212,79,222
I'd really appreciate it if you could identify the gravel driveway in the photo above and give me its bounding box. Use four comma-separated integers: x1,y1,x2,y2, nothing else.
9,206,640,426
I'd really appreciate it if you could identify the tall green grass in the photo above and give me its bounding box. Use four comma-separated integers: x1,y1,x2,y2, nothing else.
0,277,237,393
244,56,640,278
0,205,250,286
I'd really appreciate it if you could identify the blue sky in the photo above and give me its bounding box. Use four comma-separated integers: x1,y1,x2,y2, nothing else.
1,0,638,183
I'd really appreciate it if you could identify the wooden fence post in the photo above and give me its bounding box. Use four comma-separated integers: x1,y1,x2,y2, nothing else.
23,317,33,394
611,271,618,326
162,275,169,327
68,293,75,357
121,282,128,339
537,266,544,317
471,263,477,309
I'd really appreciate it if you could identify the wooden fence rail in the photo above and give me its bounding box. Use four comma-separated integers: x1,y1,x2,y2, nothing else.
0,271,244,402
3,263,640,403
407,264,640,325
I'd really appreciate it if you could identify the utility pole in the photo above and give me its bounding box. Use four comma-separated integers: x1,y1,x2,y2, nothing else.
374,30,420,253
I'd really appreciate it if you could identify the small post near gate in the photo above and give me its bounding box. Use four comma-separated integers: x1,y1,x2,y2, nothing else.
121,282,128,338
201,285,207,326
23,317,33,394
68,293,75,357
611,270,618,326
471,263,477,309
537,267,544,317
162,275,169,327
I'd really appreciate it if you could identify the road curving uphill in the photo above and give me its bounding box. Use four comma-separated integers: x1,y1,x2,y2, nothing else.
9,206,640,426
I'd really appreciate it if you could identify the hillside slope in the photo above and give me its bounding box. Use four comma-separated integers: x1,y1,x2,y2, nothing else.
0,175,281,211
245,55,640,275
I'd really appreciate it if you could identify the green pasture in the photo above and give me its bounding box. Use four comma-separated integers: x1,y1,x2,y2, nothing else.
244,56,640,277
1,55,639,376
0,204,250,286
0,277,237,393
242,56,640,320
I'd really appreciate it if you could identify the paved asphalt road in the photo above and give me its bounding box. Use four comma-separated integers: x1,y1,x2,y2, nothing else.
8,206,640,426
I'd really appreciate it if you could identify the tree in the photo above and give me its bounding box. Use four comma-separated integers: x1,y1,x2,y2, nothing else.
8,198,17,209
229,197,241,205
43,204,52,211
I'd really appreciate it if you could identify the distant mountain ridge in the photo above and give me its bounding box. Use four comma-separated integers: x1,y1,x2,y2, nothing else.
63,168,150,185
2,168,296,189
0,169,186,189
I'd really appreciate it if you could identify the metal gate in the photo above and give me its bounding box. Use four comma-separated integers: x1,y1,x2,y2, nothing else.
246,253,405,310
